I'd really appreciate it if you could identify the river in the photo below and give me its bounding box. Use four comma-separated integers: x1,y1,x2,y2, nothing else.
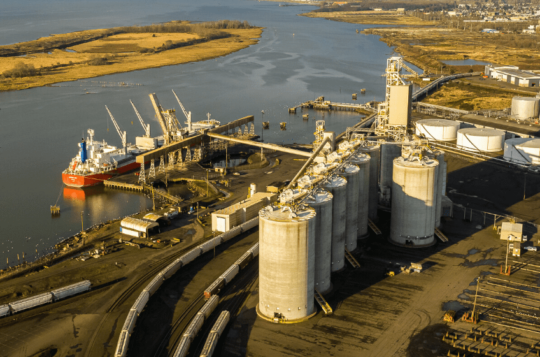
0,0,420,265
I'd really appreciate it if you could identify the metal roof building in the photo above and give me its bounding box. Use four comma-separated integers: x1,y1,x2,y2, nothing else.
120,217,160,238
485,65,540,87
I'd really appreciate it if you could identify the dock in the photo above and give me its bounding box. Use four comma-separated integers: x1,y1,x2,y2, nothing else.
291,96,376,113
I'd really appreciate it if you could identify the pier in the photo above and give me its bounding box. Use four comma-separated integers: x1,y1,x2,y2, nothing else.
291,96,376,113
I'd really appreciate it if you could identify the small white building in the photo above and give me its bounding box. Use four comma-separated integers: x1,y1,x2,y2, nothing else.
120,217,160,238
499,222,523,241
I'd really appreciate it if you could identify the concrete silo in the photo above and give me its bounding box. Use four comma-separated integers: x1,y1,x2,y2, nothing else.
379,142,402,209
390,156,439,247
350,152,370,238
357,144,380,220
258,204,316,322
432,150,445,228
323,175,347,272
339,164,360,252
304,189,333,294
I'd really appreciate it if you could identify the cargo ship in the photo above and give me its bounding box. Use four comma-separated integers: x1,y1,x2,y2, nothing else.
62,128,159,188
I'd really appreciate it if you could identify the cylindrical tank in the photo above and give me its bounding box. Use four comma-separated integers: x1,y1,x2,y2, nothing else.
457,128,505,152
431,151,445,228
350,152,370,238
511,96,540,120
340,164,360,252
357,144,380,220
304,189,333,294
415,119,461,141
323,175,347,272
504,137,535,164
259,204,316,321
379,143,402,208
390,157,439,247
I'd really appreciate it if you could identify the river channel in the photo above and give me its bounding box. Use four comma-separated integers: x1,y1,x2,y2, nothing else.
0,0,420,265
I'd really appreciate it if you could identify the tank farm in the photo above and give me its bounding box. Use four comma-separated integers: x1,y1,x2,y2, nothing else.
6,56,540,357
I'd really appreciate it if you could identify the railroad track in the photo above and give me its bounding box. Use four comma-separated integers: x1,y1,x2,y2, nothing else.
188,263,259,357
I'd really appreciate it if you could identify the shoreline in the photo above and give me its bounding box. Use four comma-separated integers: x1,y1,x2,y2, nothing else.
0,23,263,92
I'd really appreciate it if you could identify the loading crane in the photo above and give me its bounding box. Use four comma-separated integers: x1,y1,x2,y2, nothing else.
105,105,127,153
148,93,183,145
172,89,192,133
130,100,151,138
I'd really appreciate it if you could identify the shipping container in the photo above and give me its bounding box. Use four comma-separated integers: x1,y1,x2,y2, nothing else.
200,332,220,357
9,292,53,314
183,313,205,340
249,242,259,257
179,248,201,266
234,252,253,269
122,309,138,334
0,304,10,318
172,336,191,357
210,310,230,337
132,291,149,313
162,259,182,279
144,273,165,296
51,280,91,301
198,295,219,320
115,330,129,357
220,265,239,284
204,278,225,299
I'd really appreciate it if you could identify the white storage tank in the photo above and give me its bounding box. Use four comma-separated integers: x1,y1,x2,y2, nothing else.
304,189,333,294
339,164,360,252
323,175,347,272
390,156,439,247
350,152,370,238
516,139,540,165
258,204,316,322
504,137,540,164
379,142,402,208
456,128,505,152
511,96,540,120
415,119,461,141
357,144,380,220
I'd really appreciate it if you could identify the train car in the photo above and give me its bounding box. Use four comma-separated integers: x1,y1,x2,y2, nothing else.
199,332,220,357
122,308,138,334
198,295,219,320
240,217,259,233
131,291,149,314
9,292,53,314
199,238,219,254
249,242,259,257
234,251,253,269
220,265,239,284
114,330,129,357
210,310,230,337
222,226,241,242
172,336,191,357
0,304,10,318
162,259,182,279
204,277,225,299
179,247,201,266
183,313,205,341
143,272,165,296
51,280,92,301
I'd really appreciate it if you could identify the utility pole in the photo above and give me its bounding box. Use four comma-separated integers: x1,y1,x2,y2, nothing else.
152,186,155,211
206,170,209,197
225,143,228,169
81,211,84,233
524,173,527,200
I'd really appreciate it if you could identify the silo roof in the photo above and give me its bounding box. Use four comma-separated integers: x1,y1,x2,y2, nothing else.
517,139,540,149
417,119,460,127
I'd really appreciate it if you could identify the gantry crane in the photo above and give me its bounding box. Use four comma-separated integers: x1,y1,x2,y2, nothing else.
130,100,151,138
172,89,192,133
105,105,127,153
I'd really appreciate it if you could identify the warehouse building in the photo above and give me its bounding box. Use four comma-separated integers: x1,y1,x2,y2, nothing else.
120,217,160,238
485,65,540,87
211,192,277,233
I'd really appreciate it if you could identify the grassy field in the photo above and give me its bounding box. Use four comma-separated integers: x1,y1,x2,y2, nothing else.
422,82,515,110
302,11,436,25
0,22,262,91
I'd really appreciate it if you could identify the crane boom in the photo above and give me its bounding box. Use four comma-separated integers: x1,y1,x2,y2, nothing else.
105,105,127,150
172,89,192,132
130,100,151,137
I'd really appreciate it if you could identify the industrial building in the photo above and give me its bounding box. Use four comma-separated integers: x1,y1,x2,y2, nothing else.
119,217,160,238
485,65,540,87
211,192,276,233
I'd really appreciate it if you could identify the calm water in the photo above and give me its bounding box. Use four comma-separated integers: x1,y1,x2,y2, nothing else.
0,0,420,265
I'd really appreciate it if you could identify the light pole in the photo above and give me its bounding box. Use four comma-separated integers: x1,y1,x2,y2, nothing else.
524,173,527,200
81,211,84,233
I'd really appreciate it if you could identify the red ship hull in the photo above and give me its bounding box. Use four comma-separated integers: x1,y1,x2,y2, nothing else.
62,162,141,187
